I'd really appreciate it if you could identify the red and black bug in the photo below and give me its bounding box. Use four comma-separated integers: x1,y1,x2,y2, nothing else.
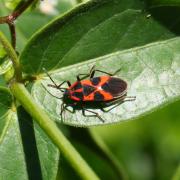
43,66,135,122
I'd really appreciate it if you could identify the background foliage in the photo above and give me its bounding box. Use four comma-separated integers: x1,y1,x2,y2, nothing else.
0,0,180,180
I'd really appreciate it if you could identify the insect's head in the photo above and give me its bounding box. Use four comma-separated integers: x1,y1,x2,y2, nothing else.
63,89,78,104
63,89,71,99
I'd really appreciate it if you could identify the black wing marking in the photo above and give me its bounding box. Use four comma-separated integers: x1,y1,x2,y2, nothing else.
83,85,96,96
72,92,83,100
101,77,127,97
94,91,104,101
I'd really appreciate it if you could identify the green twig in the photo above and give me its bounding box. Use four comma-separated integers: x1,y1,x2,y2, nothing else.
0,31,22,81
10,82,100,180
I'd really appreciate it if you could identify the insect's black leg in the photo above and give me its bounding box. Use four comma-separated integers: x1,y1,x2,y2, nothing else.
101,96,136,112
59,81,71,87
60,103,76,115
106,96,136,106
124,96,136,101
76,74,89,81
60,103,76,121
76,65,121,80
76,65,95,81
63,104,76,114
90,68,121,78
101,101,123,112
82,108,105,122
100,96,125,112
43,67,71,91
48,80,71,90
60,103,65,121
43,67,59,87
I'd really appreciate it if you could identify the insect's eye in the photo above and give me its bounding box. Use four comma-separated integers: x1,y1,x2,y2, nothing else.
64,89,70,96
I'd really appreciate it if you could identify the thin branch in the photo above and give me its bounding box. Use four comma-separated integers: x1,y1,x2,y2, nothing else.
12,0,35,20
0,0,35,24
0,0,36,49
8,23,16,49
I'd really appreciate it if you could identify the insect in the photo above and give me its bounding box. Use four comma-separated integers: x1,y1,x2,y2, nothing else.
43,66,135,122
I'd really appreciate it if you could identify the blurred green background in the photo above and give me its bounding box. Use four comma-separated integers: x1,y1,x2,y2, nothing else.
94,99,180,180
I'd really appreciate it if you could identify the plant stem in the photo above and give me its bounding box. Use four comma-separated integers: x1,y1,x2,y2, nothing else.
8,23,16,49
10,82,100,180
0,31,22,81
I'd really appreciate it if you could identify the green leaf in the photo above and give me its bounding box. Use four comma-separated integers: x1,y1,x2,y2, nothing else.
0,111,29,180
16,12,52,39
31,38,180,126
21,0,176,74
0,88,28,180
17,107,60,180
0,88,59,179
147,0,180,7
34,122,59,180
0,56,12,75
0,87,11,133
0,87,13,117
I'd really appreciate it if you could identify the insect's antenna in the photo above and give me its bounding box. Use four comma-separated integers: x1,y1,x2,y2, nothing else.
42,68,59,88
47,84,66,91
113,68,121,76
41,83,63,99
